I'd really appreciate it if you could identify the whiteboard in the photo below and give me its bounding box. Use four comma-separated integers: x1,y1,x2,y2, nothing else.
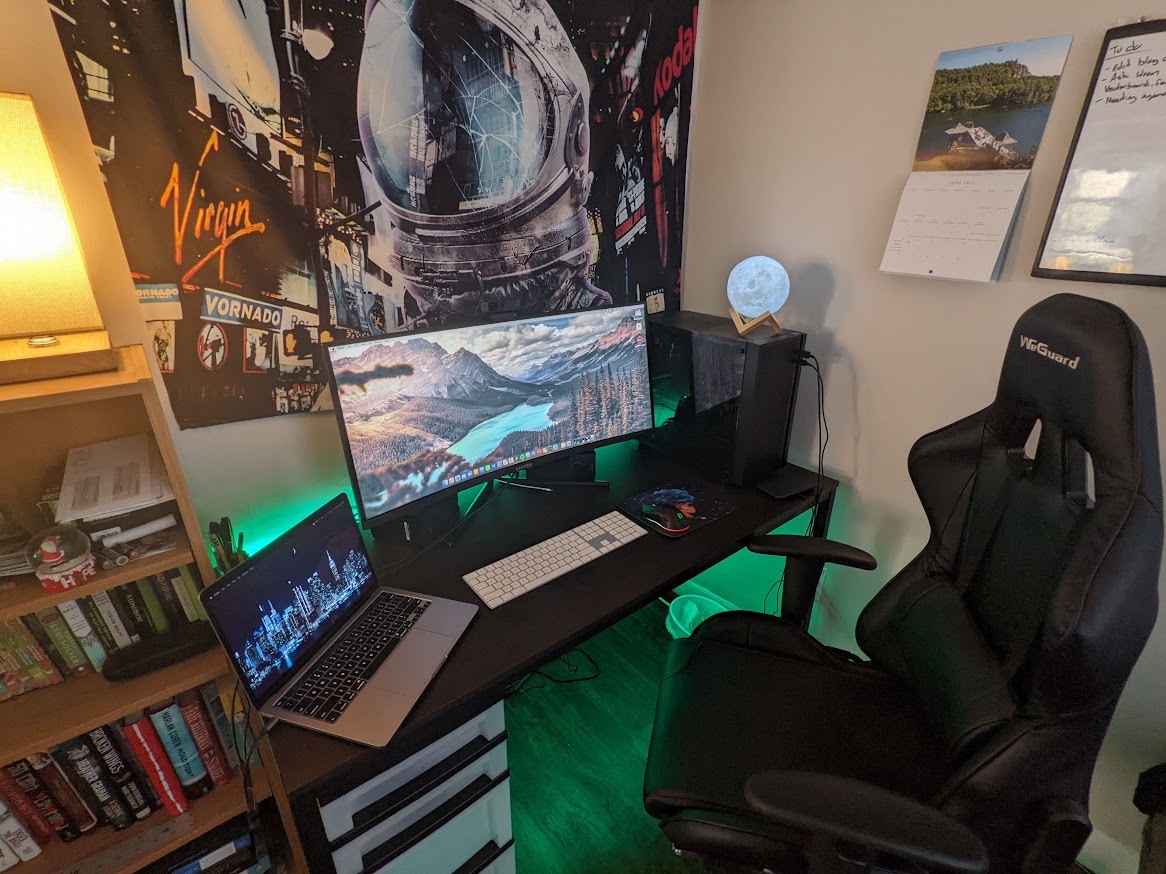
1035,20,1166,284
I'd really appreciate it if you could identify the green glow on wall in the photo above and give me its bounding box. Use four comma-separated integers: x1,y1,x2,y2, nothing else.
208,478,505,575
676,510,818,616
206,487,357,572
652,394,680,428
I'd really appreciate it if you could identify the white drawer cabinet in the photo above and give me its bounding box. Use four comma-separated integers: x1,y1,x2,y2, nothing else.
320,702,505,842
362,775,512,874
318,701,513,874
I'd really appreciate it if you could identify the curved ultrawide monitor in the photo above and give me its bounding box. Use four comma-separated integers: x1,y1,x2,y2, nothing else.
325,305,652,526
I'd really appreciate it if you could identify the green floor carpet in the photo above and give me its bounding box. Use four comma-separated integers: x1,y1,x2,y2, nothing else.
505,600,703,874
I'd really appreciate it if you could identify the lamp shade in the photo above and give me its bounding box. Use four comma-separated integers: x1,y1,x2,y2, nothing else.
0,92,102,340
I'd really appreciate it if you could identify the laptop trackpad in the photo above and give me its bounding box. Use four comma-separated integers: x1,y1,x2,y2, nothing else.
367,629,449,696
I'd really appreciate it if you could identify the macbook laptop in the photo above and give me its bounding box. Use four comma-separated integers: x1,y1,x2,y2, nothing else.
199,495,477,747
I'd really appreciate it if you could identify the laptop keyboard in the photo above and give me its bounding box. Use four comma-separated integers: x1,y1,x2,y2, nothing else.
275,592,429,723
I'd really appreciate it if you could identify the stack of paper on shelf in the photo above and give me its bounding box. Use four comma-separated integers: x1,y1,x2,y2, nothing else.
0,513,32,578
55,435,179,558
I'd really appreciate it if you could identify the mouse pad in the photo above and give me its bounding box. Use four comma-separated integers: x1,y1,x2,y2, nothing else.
618,485,735,539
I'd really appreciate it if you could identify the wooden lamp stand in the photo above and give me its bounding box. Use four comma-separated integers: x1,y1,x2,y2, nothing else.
730,308,783,335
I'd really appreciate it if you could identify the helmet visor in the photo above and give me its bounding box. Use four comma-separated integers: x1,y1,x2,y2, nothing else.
359,0,555,216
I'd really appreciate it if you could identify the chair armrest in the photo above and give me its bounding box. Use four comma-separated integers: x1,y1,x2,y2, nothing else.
748,535,877,570
658,808,805,872
693,611,867,668
745,771,988,874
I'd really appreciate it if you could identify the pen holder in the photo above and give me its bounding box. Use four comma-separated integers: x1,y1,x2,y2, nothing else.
208,515,246,578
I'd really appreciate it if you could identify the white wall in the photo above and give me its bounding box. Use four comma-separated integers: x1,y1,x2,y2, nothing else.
684,1,1165,867
0,0,352,546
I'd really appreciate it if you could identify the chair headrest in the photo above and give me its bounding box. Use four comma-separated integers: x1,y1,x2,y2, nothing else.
993,293,1159,503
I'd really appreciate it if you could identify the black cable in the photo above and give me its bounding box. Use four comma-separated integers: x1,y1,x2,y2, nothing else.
379,482,502,576
505,648,601,697
803,353,829,537
232,682,269,864
763,574,784,616
763,353,828,617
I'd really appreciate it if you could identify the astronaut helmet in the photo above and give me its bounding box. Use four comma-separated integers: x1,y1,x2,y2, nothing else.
357,0,609,322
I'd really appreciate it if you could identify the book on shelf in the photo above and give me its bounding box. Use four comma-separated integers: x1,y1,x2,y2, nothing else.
19,614,70,680
141,812,261,874
166,569,201,625
171,833,255,874
91,590,139,648
105,722,162,811
177,692,231,788
121,712,189,817
176,566,209,623
0,797,41,862
110,584,155,640
0,769,53,846
149,702,213,800
0,632,32,699
2,759,76,842
77,596,121,656
199,684,241,771
214,683,260,768
53,737,133,830
85,726,154,822
25,753,97,836
12,621,62,688
151,572,191,630
0,619,63,699
32,608,89,677
134,578,172,635
56,600,108,672
0,837,18,871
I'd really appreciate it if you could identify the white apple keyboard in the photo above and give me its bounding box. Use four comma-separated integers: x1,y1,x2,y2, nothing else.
463,510,648,608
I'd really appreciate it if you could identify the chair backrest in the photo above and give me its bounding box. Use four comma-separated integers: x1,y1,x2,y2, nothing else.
855,293,1161,865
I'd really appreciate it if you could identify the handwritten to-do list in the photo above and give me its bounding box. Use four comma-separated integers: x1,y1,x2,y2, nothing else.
1039,27,1166,277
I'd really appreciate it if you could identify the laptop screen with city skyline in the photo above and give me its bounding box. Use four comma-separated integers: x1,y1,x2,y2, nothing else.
201,496,377,703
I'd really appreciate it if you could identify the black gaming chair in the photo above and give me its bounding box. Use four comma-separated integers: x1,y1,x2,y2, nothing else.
644,293,1162,874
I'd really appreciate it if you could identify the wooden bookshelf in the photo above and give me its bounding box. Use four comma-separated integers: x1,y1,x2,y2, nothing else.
0,347,303,871
0,347,150,416
0,648,229,764
23,769,272,874
0,530,195,623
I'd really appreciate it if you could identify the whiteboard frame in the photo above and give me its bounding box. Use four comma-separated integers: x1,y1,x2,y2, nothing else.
1033,19,1166,286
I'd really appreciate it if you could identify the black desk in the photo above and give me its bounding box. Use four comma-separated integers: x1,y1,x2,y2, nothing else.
268,442,837,869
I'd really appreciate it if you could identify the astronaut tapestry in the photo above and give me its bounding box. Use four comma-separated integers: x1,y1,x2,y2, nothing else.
47,0,700,428
329,306,653,519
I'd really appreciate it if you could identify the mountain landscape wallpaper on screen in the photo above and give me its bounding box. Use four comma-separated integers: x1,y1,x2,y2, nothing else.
330,309,651,517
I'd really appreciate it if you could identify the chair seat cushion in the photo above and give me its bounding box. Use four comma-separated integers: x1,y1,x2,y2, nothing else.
644,630,948,820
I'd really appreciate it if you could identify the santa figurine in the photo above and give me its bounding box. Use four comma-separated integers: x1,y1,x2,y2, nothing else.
37,535,66,567
27,526,97,593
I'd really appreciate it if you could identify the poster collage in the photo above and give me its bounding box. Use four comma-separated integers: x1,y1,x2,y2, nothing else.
46,0,699,429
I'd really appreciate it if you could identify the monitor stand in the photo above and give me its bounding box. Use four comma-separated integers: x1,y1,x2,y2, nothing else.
369,485,488,550
370,453,612,550
369,478,514,550
523,449,610,488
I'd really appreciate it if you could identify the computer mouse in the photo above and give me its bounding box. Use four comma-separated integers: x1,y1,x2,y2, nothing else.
640,503,691,534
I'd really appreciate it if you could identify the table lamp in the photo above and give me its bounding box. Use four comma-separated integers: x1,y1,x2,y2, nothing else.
0,92,116,384
726,255,789,335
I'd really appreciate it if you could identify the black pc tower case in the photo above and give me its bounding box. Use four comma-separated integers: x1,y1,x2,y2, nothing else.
641,310,805,486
